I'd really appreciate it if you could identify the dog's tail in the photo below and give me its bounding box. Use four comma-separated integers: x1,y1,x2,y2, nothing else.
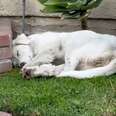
58,59,116,79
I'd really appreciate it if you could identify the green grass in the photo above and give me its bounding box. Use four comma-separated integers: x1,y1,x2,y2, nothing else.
0,69,116,116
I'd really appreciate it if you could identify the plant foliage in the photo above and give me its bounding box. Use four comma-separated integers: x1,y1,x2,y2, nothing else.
38,0,103,19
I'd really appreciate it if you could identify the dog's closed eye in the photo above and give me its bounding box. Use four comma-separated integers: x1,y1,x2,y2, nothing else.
17,51,20,57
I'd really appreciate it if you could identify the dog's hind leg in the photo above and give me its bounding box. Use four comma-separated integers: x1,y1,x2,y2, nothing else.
64,55,80,71
58,58,116,79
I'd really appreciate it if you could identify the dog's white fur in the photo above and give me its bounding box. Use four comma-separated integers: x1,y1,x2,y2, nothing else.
13,30,116,79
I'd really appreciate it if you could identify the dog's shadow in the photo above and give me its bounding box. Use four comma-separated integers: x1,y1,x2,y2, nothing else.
23,75,56,81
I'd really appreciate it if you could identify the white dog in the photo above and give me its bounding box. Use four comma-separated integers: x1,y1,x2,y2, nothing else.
13,30,116,79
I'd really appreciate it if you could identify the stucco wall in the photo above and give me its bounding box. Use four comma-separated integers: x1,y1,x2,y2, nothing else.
0,0,116,19
0,0,54,16
0,0,116,36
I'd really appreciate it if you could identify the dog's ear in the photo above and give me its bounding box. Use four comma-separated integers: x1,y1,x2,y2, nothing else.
13,33,30,45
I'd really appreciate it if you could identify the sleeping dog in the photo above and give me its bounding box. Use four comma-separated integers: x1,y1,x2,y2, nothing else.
13,30,116,79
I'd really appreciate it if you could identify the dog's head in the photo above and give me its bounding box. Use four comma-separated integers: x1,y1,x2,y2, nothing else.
13,34,33,68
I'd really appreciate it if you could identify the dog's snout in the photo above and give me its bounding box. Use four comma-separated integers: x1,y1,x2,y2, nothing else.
20,62,26,68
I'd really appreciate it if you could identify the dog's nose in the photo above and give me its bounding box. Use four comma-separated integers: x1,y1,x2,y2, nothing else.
20,62,26,68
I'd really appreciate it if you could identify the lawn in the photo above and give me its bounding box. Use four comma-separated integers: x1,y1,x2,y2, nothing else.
0,69,116,116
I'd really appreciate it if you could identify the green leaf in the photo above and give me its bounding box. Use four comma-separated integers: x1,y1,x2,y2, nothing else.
38,0,103,19
81,0,103,10
44,0,68,7
43,6,69,13
66,0,86,10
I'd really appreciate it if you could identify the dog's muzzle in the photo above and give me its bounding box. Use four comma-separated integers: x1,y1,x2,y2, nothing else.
20,62,26,68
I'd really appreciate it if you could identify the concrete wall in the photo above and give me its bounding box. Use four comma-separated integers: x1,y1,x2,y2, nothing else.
0,0,116,19
0,0,116,35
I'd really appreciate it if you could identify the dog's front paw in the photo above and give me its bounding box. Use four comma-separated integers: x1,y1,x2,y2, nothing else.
21,66,38,79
